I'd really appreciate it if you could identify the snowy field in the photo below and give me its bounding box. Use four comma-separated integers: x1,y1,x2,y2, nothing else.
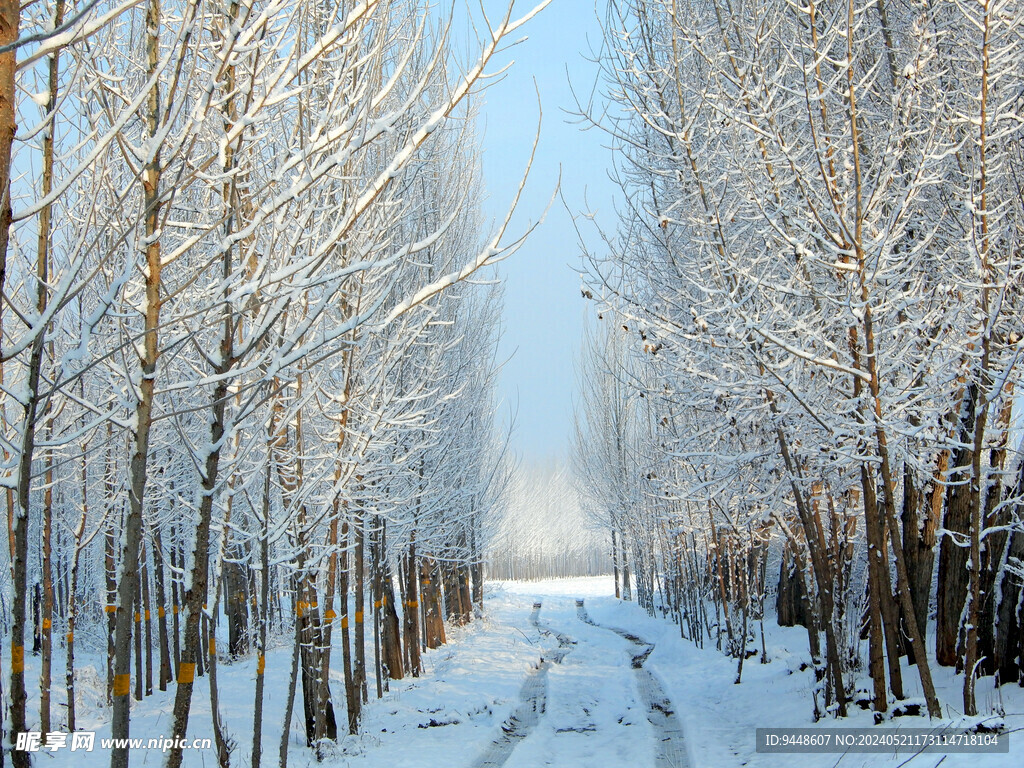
17,576,1023,767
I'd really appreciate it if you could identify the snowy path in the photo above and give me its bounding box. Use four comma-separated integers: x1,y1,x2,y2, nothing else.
576,599,691,768
474,591,677,767
30,576,1020,767
470,601,575,768
354,583,677,767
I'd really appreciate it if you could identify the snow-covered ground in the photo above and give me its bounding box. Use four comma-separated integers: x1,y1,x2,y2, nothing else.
16,576,1023,767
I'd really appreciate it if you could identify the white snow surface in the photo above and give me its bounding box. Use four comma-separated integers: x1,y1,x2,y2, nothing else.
20,576,1023,767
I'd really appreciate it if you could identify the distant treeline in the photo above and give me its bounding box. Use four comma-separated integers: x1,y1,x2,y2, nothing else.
487,548,613,581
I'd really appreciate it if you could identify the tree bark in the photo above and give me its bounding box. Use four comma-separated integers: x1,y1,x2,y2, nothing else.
937,386,977,668
151,529,173,691
0,0,21,335
420,558,446,649
110,3,165,763
251,462,272,768
402,540,422,677
165,376,231,768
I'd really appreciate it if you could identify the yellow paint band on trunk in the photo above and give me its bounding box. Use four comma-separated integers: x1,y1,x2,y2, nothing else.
158,607,165,618
355,611,363,623
178,663,196,684
11,645,24,673
324,609,336,620
208,637,216,655
134,613,141,623
113,674,131,697
173,606,179,614
104,605,116,613
42,618,51,630
145,610,150,621
66,632,74,643
257,655,266,675
341,616,349,629
373,600,381,609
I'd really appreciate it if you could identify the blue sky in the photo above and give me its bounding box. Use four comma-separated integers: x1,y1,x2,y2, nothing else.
464,0,618,463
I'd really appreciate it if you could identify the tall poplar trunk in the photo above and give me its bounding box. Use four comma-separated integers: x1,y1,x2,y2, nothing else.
66,448,88,732
141,542,154,697
976,391,1014,677
0,0,20,331
621,531,632,601
937,386,976,668
402,540,422,677
169,525,182,675
40,412,54,740
354,509,367,702
457,562,472,626
314,504,341,755
371,528,383,699
340,519,359,734
961,0,996,718
419,558,445,649
165,378,231,768
470,522,483,610
380,549,404,679
900,461,937,666
611,529,621,598
279,573,304,768
110,3,165,764
151,528,173,690
207,616,231,768
104,512,116,705
298,570,318,743
862,469,889,712
251,462,272,768
133,582,143,702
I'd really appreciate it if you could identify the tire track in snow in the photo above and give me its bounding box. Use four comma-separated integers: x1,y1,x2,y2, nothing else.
471,601,575,768
576,599,690,768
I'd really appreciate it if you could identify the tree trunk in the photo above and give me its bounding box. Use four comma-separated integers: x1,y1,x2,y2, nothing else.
105,512,117,706
402,541,422,677
611,529,621,599
151,529,173,691
420,558,446,649
170,525,182,675
862,469,889,712
0,0,21,337
900,460,937,666
165,379,231,768
207,618,232,767
340,519,359,734
279,586,304,768
457,563,473,625
133,584,143,702
937,386,977,668
66,498,87,732
776,537,809,628
381,559,404,680
141,542,154,697
993,457,1024,686
110,3,165,763
40,439,54,740
354,510,367,702
251,463,272,768
225,559,249,658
